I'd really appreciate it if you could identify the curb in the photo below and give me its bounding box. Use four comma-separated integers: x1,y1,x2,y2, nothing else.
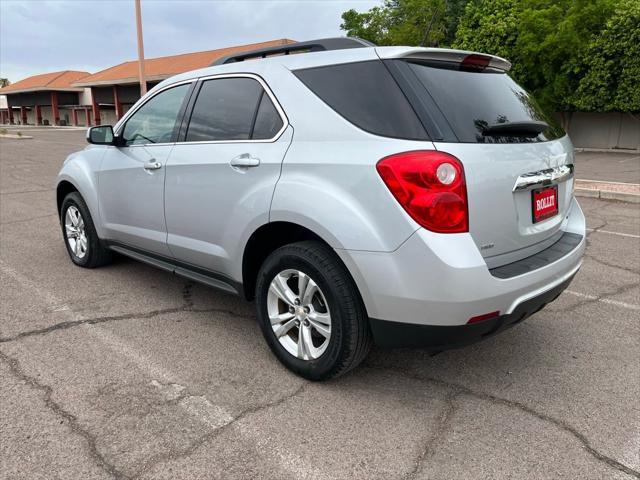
575,179,640,203
575,188,640,203
574,147,639,154
0,134,34,140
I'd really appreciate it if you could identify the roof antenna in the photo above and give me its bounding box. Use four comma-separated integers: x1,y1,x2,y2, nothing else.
419,8,440,47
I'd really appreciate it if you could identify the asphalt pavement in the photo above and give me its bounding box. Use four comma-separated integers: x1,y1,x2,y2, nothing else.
574,150,640,184
1,129,639,480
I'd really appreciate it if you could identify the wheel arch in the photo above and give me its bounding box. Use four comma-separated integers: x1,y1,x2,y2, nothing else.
242,221,324,300
241,221,365,308
56,180,79,217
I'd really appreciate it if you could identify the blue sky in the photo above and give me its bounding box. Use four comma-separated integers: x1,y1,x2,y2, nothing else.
0,0,379,81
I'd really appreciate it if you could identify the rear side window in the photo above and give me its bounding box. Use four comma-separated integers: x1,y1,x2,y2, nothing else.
252,92,284,139
405,62,564,143
294,61,428,140
186,77,283,142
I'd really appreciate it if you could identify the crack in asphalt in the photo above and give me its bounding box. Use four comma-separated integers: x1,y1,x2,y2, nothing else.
586,219,609,238
404,388,461,480
0,213,57,225
1,342,306,480
585,219,640,274
584,252,640,275
6,172,52,190
365,364,640,479
0,348,131,480
556,281,639,313
131,382,308,479
0,304,255,344
182,281,194,308
0,188,55,195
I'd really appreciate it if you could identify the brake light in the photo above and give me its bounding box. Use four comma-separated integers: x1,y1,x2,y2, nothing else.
460,54,491,72
376,151,468,233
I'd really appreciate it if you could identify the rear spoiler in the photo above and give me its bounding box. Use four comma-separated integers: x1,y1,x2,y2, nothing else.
376,47,512,72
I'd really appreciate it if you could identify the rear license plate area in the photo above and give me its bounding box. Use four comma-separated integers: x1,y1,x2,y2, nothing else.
532,186,558,223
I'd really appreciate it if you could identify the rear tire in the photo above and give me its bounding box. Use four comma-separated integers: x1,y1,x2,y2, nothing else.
60,192,112,268
255,241,372,380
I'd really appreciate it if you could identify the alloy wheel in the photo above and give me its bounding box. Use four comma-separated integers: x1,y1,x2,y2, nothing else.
64,205,88,259
267,269,332,360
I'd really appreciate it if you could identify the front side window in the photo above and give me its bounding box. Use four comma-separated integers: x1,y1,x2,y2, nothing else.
122,83,190,145
186,77,283,142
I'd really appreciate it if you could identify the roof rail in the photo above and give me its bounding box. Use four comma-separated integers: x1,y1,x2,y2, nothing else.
211,37,375,66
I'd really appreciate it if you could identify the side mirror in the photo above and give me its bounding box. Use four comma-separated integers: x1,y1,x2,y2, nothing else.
87,125,115,145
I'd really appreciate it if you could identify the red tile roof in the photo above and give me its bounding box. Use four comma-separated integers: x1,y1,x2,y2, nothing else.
0,71,89,94
73,39,295,87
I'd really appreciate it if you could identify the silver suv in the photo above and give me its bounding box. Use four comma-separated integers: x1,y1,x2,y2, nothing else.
56,38,586,380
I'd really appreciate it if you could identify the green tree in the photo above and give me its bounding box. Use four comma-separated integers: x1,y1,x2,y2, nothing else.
443,0,470,45
454,0,616,115
571,0,640,112
0,78,10,88
341,0,448,47
516,0,617,112
340,0,636,114
452,0,520,73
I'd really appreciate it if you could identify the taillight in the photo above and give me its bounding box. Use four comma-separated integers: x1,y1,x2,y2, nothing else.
376,151,468,233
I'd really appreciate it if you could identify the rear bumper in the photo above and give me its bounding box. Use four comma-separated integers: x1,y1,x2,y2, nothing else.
369,272,575,349
335,197,586,334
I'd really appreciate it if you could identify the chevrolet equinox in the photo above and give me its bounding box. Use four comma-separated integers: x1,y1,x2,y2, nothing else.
56,38,586,380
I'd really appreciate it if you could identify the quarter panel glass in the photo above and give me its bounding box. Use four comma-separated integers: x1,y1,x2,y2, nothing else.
252,92,284,140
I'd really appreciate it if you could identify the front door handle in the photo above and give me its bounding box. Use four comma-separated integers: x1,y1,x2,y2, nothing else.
230,153,260,169
143,160,162,171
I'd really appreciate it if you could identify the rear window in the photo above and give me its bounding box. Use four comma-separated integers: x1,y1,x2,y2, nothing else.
405,62,564,143
294,61,428,140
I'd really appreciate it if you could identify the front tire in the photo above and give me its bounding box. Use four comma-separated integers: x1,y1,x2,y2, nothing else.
60,192,112,268
255,241,372,380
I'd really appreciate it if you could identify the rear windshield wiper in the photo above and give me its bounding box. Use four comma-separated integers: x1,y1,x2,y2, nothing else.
482,120,549,137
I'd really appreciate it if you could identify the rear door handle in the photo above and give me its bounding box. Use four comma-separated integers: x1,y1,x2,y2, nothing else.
230,154,260,169
143,160,162,171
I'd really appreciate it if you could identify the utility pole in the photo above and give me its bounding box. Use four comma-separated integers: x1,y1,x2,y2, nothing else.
135,0,147,96
419,8,439,47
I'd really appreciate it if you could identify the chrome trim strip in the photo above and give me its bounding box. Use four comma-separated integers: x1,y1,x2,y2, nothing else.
513,164,574,192
114,73,289,145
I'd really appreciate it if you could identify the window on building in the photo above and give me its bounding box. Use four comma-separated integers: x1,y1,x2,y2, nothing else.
122,83,190,146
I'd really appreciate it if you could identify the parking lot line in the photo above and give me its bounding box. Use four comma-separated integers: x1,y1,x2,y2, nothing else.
566,289,640,311
586,228,640,239
0,261,78,320
2,258,239,429
1,258,322,479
